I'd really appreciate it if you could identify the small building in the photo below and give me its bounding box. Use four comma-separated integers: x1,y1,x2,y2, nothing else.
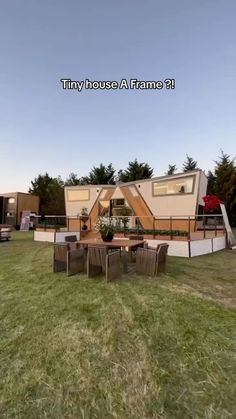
35,170,227,257
64,170,208,232
0,192,39,228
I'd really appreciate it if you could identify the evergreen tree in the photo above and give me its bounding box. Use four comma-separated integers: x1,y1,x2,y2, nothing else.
206,170,216,194
65,172,80,186
212,151,236,224
88,163,116,185
182,155,198,172
213,151,235,201
227,171,236,226
118,159,153,182
65,173,90,186
166,164,177,175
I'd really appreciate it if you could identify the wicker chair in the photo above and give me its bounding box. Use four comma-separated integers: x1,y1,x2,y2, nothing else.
136,243,169,276
53,243,85,276
136,248,158,277
65,235,78,250
65,235,77,242
156,243,169,273
67,247,85,276
53,243,69,273
105,250,121,281
144,243,161,252
87,246,106,277
87,246,121,281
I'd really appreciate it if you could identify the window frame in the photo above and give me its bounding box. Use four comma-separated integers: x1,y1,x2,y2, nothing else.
152,174,196,197
67,189,90,202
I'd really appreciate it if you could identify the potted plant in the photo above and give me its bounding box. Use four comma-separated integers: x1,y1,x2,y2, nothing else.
96,217,115,242
79,207,89,230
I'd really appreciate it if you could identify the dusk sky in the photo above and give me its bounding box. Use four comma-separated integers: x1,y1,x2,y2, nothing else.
0,0,235,192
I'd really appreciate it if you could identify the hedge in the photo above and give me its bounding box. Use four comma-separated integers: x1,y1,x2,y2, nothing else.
114,227,188,237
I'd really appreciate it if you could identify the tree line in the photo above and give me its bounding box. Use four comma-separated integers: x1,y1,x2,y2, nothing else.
29,152,236,225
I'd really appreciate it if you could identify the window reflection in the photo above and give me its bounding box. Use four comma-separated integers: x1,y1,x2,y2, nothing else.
153,175,195,196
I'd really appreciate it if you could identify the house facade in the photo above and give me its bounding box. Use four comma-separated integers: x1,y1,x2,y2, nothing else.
64,170,208,232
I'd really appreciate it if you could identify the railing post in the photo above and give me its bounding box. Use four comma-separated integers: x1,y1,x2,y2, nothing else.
188,216,191,240
170,217,173,240
203,216,206,239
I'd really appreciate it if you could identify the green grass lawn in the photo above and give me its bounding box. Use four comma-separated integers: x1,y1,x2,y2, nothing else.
0,232,235,418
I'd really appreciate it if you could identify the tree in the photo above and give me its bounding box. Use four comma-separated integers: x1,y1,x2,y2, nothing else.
29,173,65,215
227,171,236,226
65,172,90,186
212,150,236,225
213,151,235,201
65,172,80,186
206,170,216,194
117,159,153,182
166,164,177,175
87,163,116,185
182,155,198,172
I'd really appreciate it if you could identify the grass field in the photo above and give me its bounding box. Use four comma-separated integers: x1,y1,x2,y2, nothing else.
0,232,235,418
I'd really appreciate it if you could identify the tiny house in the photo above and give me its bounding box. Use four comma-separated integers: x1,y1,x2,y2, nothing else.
64,170,208,232
0,192,39,228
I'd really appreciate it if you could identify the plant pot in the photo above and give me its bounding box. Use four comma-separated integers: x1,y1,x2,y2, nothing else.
101,232,114,242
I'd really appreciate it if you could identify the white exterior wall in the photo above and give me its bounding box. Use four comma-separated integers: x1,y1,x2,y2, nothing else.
146,235,225,257
190,236,226,256
190,239,212,256
65,186,103,217
34,232,226,256
198,171,208,206
137,172,200,216
212,236,226,252
34,231,55,242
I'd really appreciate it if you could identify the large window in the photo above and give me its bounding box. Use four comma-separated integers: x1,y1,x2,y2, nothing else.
113,198,125,206
67,189,90,201
153,175,195,196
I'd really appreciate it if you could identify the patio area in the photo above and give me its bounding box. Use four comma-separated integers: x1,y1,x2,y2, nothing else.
53,238,169,280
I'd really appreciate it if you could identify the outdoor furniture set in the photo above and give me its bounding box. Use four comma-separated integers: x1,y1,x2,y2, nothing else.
53,235,169,281
0,226,11,242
